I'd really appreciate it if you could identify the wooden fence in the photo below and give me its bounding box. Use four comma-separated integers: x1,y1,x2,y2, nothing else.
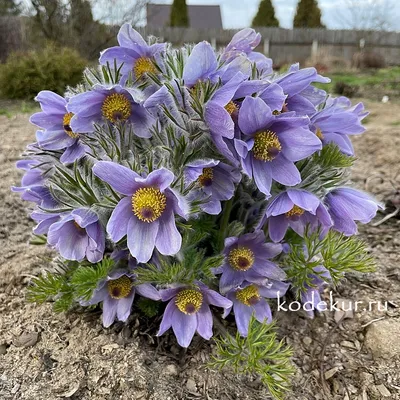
1,17,400,66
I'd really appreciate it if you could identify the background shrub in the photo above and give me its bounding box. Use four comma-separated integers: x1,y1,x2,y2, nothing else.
0,44,86,99
334,81,359,97
352,51,386,69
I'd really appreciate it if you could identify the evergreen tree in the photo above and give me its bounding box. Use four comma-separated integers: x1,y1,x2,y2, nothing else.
293,0,325,28
170,0,189,27
252,0,279,27
0,0,21,15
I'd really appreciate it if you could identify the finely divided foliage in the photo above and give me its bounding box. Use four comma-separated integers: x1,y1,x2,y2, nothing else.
14,25,381,399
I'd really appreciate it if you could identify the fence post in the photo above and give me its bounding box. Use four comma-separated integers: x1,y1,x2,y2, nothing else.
359,38,365,49
311,39,318,63
263,39,270,56
211,37,217,49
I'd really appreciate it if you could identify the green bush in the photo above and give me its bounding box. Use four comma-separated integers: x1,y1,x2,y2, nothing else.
0,44,87,99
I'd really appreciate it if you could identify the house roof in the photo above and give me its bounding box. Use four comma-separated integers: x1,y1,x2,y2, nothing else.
146,4,223,29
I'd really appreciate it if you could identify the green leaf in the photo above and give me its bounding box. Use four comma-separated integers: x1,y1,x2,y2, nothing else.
70,258,114,301
136,298,160,318
283,226,376,296
210,317,294,400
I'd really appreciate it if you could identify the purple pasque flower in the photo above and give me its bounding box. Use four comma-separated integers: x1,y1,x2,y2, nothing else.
99,23,166,82
157,283,232,348
221,28,272,77
210,80,286,165
31,210,63,235
311,96,368,155
182,41,219,88
301,266,331,318
185,159,240,215
222,28,261,62
274,64,330,116
214,230,286,293
93,162,188,263
263,189,333,243
48,208,105,263
11,159,57,208
223,280,289,336
237,96,322,196
204,72,285,141
30,91,88,164
204,72,248,141
325,188,383,236
67,84,155,137
81,269,160,328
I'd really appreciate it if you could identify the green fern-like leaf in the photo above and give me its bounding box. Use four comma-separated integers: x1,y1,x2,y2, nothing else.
70,258,114,301
210,317,294,400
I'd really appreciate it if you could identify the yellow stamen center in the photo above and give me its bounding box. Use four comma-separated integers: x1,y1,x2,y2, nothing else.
225,101,238,116
101,93,131,123
228,247,255,271
252,130,282,162
134,57,157,78
132,187,167,223
285,205,305,218
175,289,203,315
236,285,261,306
315,127,324,140
272,110,281,115
63,112,78,138
107,275,133,299
197,167,214,187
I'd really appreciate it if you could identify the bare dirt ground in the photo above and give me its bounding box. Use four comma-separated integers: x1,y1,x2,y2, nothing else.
1,99,400,400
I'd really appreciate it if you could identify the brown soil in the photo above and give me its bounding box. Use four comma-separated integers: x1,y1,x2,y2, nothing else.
1,99,400,400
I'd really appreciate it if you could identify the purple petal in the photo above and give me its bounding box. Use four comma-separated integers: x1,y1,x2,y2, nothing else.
203,287,232,309
183,41,218,87
270,156,301,186
116,290,135,321
34,90,66,113
136,283,161,301
60,141,87,164
127,217,159,263
36,129,75,150
287,190,320,213
233,301,252,337
157,299,176,336
252,158,272,196
117,23,147,48
93,161,141,196
171,307,197,348
72,208,98,227
238,96,272,135
212,72,247,105
196,304,213,340
279,127,322,161
102,296,118,327
205,102,235,138
107,197,133,242
143,168,174,191
253,299,272,323
155,211,182,256
219,268,245,294
267,192,293,217
268,215,289,242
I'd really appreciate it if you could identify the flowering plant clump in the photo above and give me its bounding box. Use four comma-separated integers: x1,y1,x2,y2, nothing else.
15,25,381,399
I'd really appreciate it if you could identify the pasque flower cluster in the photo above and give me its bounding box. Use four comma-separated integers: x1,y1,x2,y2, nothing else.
14,25,381,348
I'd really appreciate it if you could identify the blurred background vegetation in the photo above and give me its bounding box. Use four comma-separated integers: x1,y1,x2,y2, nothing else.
0,0,399,103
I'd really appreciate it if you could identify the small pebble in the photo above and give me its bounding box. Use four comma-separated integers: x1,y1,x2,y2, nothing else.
302,337,312,346
186,378,197,392
165,364,178,376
